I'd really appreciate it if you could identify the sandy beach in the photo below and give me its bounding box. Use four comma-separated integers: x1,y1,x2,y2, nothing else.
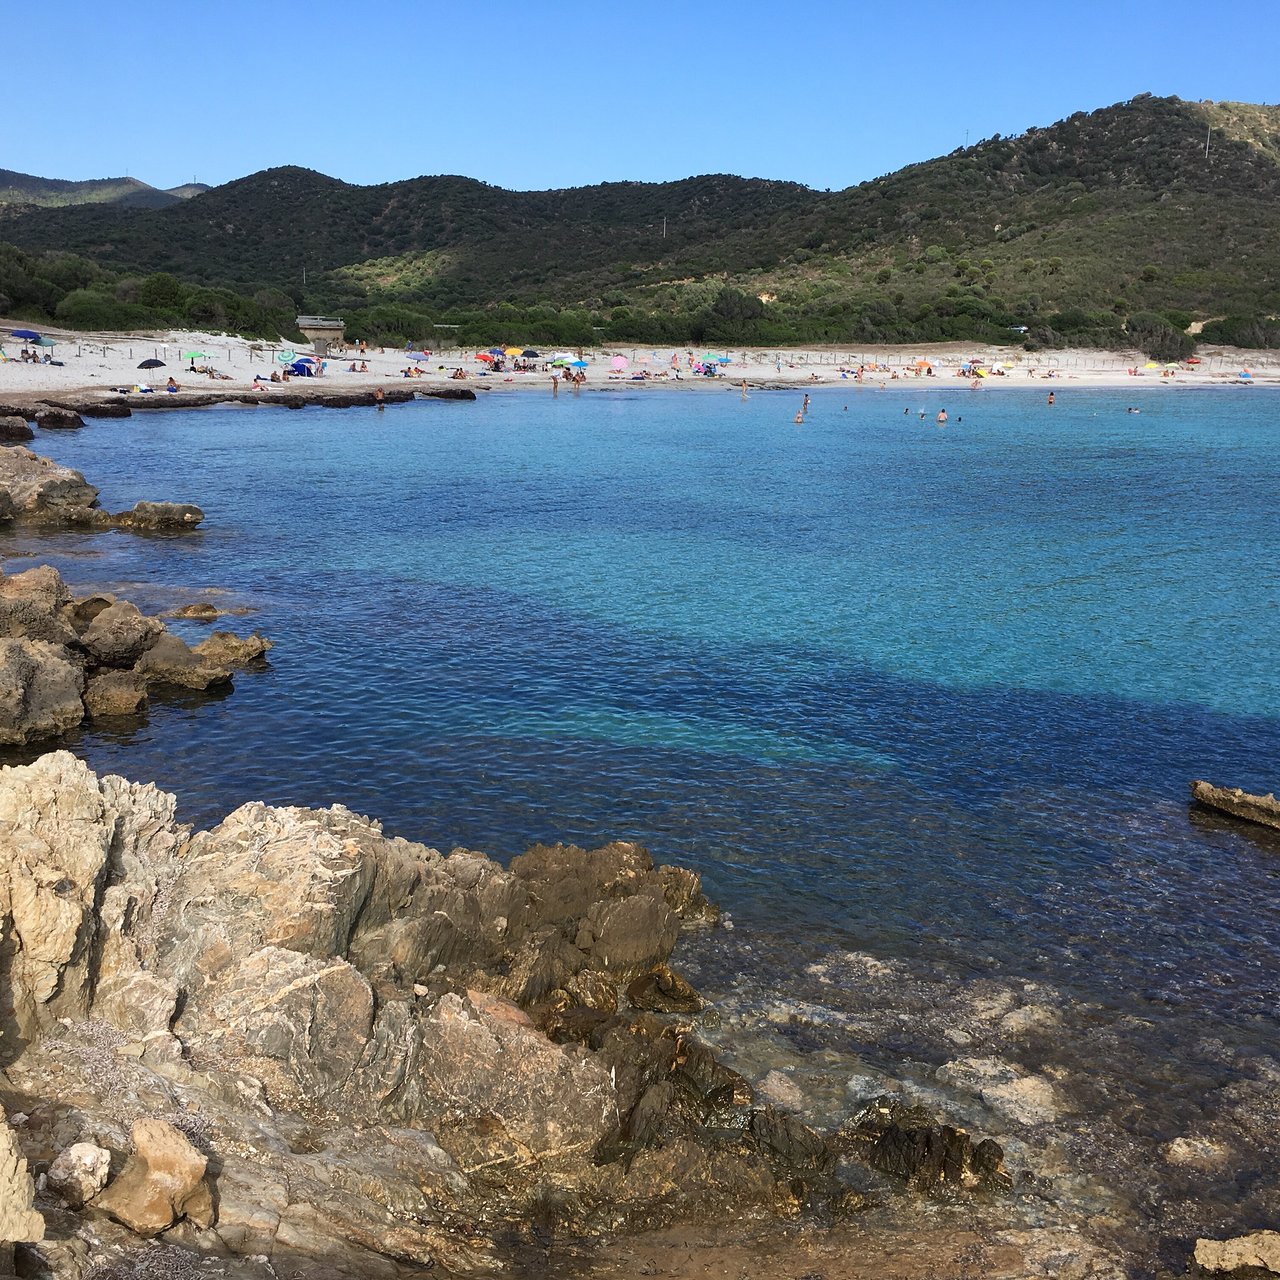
1,324,1275,406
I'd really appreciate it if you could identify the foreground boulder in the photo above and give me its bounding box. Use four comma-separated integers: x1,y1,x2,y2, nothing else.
0,754,846,1276
93,1118,214,1237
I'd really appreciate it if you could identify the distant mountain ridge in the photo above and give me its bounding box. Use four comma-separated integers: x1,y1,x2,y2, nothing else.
0,168,209,210
1,95,1277,352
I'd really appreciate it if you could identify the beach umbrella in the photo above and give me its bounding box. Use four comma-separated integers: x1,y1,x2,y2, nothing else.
137,359,165,370
610,355,628,370
551,352,574,362
487,347,504,356
1183,357,1202,365
33,337,57,347
475,352,495,362
717,355,731,364
1143,361,1159,370
504,346,522,356
274,351,295,364
521,349,539,358
295,356,317,364
10,328,40,341
570,359,588,368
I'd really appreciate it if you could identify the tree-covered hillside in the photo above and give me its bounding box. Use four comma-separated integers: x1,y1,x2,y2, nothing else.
1,94,1277,355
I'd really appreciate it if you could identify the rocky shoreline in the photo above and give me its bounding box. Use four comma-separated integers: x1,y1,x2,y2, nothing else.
0,383,476,426
0,753,1019,1278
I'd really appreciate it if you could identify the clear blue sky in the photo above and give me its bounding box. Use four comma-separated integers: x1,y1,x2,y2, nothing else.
9,0,1276,194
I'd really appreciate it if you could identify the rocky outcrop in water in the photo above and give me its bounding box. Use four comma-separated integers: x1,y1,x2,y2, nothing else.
0,446,204,530
0,566,269,744
0,753,855,1278
1191,779,1280,832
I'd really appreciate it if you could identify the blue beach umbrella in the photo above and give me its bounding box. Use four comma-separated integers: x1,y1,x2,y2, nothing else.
10,328,41,340
570,359,588,368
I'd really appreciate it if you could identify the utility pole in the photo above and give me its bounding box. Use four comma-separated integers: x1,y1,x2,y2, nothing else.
1204,125,1212,160
662,216,666,238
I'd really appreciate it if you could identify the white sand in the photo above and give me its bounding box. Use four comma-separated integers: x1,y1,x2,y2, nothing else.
1,325,1275,401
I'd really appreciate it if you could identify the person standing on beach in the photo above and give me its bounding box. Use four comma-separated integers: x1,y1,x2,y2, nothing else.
552,374,559,397
374,387,384,411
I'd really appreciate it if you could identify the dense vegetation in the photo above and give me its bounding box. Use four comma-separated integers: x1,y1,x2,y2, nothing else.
2,95,1277,355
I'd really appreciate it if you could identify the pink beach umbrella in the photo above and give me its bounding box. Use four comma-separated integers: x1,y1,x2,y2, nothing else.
610,355,628,371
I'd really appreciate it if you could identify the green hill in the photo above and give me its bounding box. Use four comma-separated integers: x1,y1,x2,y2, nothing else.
0,168,193,210
2,94,1278,352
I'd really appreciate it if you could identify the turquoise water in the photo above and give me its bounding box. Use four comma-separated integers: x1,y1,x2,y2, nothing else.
4,387,1279,1187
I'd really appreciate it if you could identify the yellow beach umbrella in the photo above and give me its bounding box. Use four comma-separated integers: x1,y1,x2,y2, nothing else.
504,346,522,356
1143,361,1159,370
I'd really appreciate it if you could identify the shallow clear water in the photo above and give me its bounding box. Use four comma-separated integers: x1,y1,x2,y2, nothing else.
5,385,1280,1251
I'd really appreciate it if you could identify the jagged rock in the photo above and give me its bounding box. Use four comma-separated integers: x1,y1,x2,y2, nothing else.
111,500,205,531
0,638,85,745
133,632,232,690
79,600,165,668
0,489,13,522
0,755,845,1272
47,1141,112,1207
192,629,273,666
0,414,34,442
2,564,72,611
1194,1230,1280,1274
627,964,703,1014
749,1105,837,1178
836,1095,1009,1193
33,404,85,430
94,1117,214,1237
0,446,99,518
0,592,79,646
0,1108,44,1245
84,669,149,718
0,752,184,1040
63,593,115,634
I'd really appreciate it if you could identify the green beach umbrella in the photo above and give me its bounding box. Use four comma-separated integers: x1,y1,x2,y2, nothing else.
275,351,296,364
184,351,208,361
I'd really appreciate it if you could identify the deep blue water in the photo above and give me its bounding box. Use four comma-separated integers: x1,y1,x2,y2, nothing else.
4,385,1279,1064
